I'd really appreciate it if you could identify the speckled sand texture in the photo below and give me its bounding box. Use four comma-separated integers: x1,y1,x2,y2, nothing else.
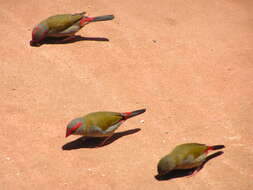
0,0,253,189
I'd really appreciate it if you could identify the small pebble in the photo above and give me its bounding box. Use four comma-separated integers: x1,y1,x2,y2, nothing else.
140,120,145,123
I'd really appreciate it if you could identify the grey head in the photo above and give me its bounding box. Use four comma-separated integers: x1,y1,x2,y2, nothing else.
157,155,176,176
65,117,85,137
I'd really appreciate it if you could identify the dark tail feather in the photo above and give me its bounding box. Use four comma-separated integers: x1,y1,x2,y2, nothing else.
122,109,146,120
210,145,225,150
91,15,115,22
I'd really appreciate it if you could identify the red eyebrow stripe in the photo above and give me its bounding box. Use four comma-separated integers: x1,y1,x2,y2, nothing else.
70,122,82,133
32,26,39,37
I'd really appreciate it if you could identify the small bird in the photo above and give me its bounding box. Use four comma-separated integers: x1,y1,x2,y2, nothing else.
65,109,146,146
157,143,225,176
30,12,114,46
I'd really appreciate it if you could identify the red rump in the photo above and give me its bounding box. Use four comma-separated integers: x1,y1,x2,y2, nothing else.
124,112,132,116
205,145,225,154
121,109,146,120
80,17,94,26
207,146,213,151
204,146,212,155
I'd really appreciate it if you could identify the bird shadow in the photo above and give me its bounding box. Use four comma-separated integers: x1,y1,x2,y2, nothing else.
31,35,109,46
155,151,224,181
62,128,141,150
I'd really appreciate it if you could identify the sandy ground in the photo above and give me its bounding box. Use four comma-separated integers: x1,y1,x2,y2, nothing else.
0,0,253,189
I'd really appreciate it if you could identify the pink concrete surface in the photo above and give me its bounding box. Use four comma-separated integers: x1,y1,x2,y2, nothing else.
0,0,252,189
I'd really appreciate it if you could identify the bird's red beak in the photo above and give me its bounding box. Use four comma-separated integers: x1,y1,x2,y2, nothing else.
65,129,71,138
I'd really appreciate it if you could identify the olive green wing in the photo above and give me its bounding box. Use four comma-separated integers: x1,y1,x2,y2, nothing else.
172,143,208,169
84,111,123,132
173,143,207,158
45,12,85,33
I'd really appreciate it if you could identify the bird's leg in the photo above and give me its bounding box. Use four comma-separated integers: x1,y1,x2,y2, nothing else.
97,135,113,147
